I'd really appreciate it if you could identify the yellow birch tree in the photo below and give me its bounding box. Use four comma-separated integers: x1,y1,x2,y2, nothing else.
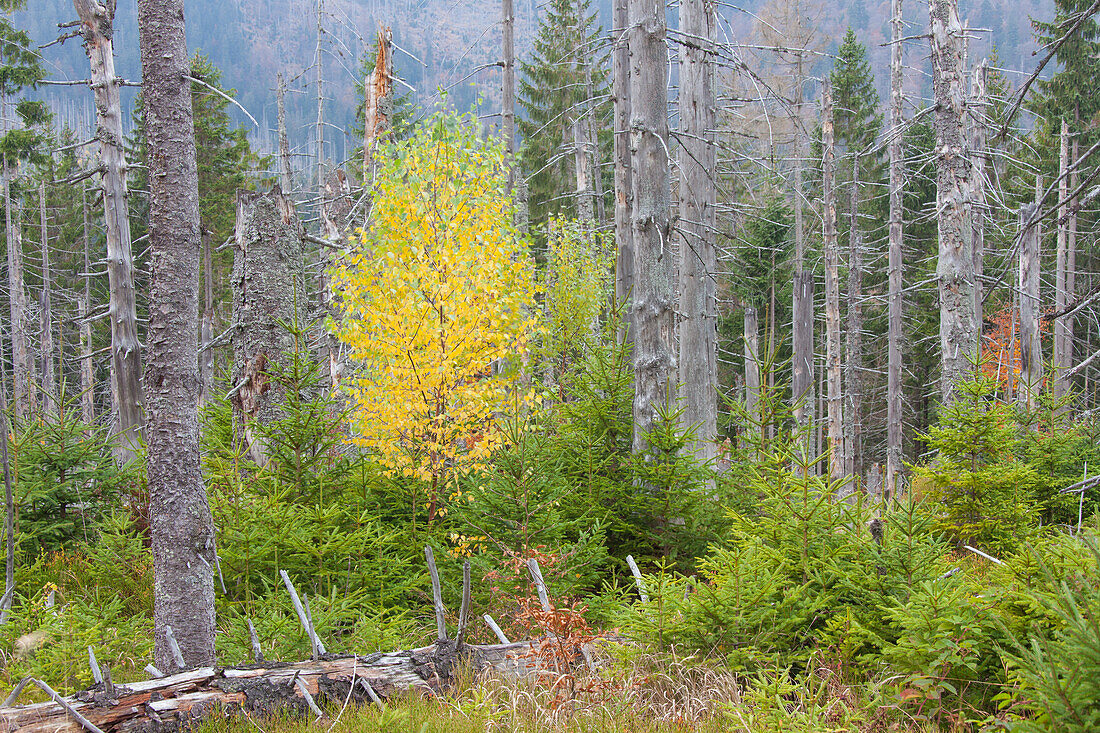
331,112,537,521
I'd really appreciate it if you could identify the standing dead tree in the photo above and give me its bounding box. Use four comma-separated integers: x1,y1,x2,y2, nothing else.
822,83,846,490
930,0,978,403
231,186,308,467
613,0,633,346
886,0,905,499
74,0,145,462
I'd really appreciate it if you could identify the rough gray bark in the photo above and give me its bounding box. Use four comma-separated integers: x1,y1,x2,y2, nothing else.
503,0,516,193
930,0,977,403
276,72,293,193
320,170,352,390
38,183,57,417
1018,203,1042,410
886,0,905,499
822,84,845,489
314,0,325,190
1054,118,1071,404
613,0,633,343
971,60,988,332
80,189,95,426
628,0,674,456
677,0,718,468
1,355,13,624
232,186,308,466
4,175,33,421
574,117,594,223
744,304,761,447
75,0,145,461
137,0,217,671
845,159,863,485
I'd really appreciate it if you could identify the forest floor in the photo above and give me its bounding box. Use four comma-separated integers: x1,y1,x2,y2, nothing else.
194,658,937,733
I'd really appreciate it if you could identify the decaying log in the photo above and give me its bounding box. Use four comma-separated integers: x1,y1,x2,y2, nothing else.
0,642,548,733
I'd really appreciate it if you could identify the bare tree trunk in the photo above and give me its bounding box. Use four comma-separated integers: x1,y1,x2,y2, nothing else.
314,0,326,191
79,190,95,426
629,0,674,456
744,304,760,448
822,84,845,490
845,158,863,486
502,0,515,193
0,354,13,626
199,234,214,407
232,187,308,466
1018,202,1042,411
1055,118,1071,405
363,28,392,185
574,117,594,224
613,0,633,344
277,72,293,193
971,60,988,333
137,0,217,670
886,0,905,500
930,0,977,403
585,66,607,225
677,0,718,469
38,183,57,417
320,171,352,390
75,0,145,461
791,54,814,460
4,173,32,422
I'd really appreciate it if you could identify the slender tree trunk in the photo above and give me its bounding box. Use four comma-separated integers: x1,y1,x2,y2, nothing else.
1055,118,1071,405
320,171,352,390
886,0,905,500
822,84,845,490
613,0,633,344
1068,131,1078,397
502,0,515,193
628,0,674,456
315,0,325,190
677,0,718,469
199,234,214,407
930,0,977,403
137,0,217,670
75,0,145,461
971,60,988,333
744,304,761,449
845,158,863,486
277,72,293,193
4,174,32,422
0,354,12,626
80,189,95,426
574,118,594,224
791,54,814,460
1018,203,1042,411
232,187,308,466
585,66,607,225
38,183,56,417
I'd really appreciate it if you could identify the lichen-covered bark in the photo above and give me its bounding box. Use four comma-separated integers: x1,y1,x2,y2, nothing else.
1018,204,1042,409
930,0,977,403
628,0,674,456
822,85,845,490
232,186,307,466
137,0,216,671
886,0,905,498
677,0,718,469
75,0,145,462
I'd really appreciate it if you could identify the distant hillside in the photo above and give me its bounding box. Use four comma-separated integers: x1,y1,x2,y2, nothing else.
13,0,1053,167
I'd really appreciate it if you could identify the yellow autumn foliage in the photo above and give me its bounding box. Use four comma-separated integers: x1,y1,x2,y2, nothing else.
330,112,537,517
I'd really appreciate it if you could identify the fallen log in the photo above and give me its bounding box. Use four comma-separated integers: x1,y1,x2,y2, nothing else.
0,640,543,733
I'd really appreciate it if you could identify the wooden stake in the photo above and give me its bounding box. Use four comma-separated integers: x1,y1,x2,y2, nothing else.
526,558,551,612
424,547,447,641
625,555,649,603
483,614,510,644
247,619,263,663
455,561,471,647
88,647,102,685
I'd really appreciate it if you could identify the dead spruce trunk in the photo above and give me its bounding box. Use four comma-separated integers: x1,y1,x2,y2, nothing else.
137,0,217,671
886,0,905,499
822,84,845,491
231,186,308,467
38,184,57,418
628,0,674,457
930,0,977,403
4,170,34,421
612,0,633,345
75,0,145,462
320,170,352,390
677,0,718,470
1018,203,1042,411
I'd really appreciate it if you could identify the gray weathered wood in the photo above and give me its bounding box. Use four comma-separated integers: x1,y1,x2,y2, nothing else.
164,626,186,670
625,555,649,603
483,614,510,645
526,558,552,612
930,0,978,403
612,0,633,345
88,647,102,685
247,619,262,663
1018,203,1043,410
455,561,471,647
886,0,905,499
424,547,447,641
279,570,326,656
38,183,57,417
822,84,846,491
31,679,105,733
75,0,144,462
1055,117,1072,405
502,0,515,192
